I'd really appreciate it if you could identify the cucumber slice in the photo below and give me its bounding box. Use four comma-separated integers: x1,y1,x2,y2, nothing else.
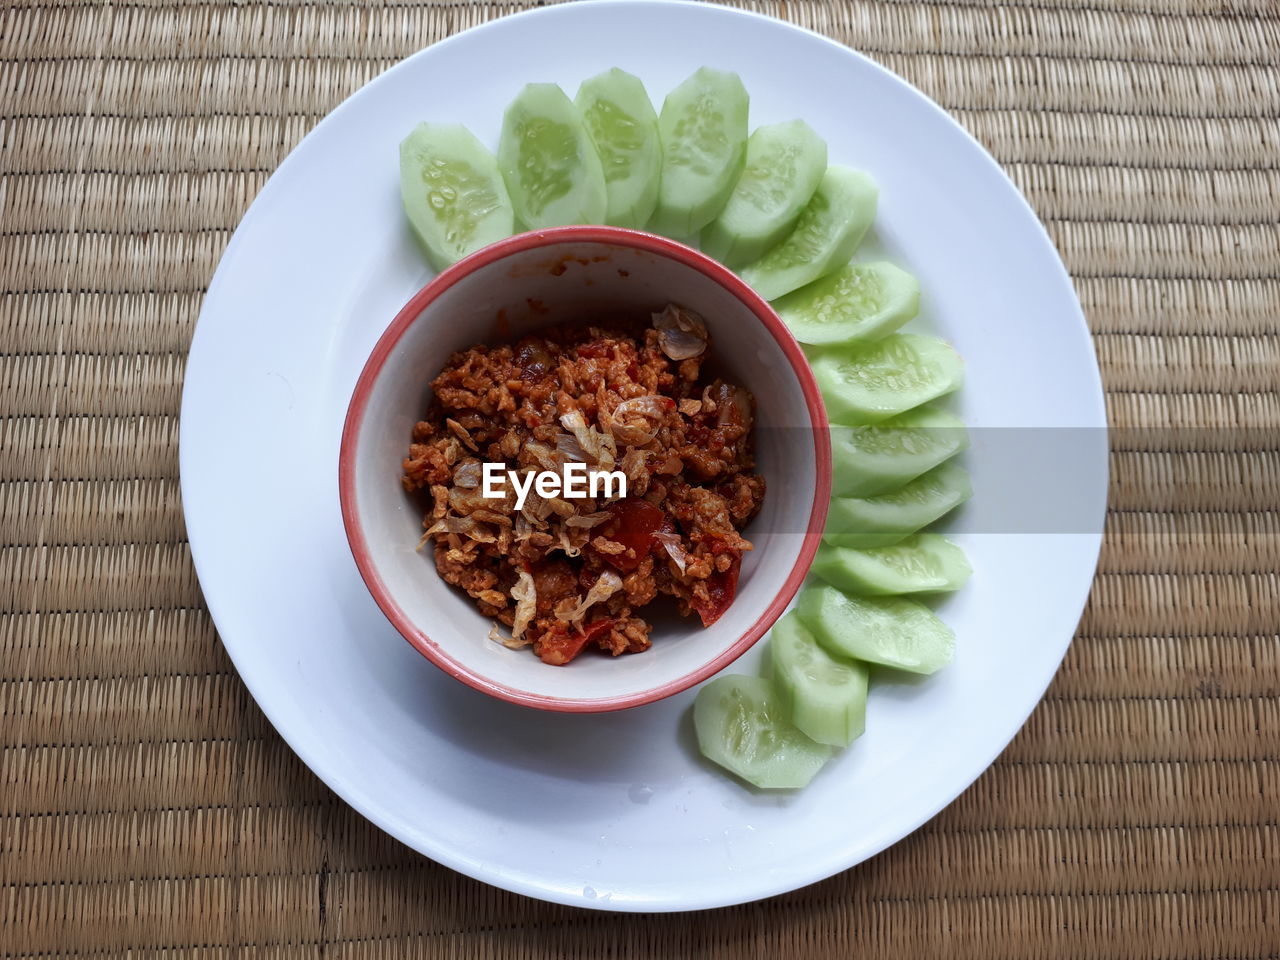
399,123,515,271
497,83,606,229
811,334,964,424
700,120,828,268
796,585,954,675
694,674,831,789
824,460,973,548
739,166,878,301
832,406,969,497
812,534,972,596
775,261,920,345
770,611,868,747
576,68,662,229
649,67,750,238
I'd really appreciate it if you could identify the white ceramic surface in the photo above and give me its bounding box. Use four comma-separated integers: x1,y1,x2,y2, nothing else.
341,228,828,710
180,0,1107,911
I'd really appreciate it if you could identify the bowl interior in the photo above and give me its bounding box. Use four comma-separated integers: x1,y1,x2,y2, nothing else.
348,234,822,707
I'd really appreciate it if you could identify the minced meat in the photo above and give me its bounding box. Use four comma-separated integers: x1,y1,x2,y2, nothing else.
401,306,765,665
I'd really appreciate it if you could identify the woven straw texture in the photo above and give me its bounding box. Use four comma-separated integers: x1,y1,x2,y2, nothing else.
3,0,1278,955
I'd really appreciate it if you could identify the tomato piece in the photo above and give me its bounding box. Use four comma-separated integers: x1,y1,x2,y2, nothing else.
576,339,613,359
535,618,615,666
708,536,735,556
535,628,589,666
691,554,741,626
596,498,665,572
583,618,616,643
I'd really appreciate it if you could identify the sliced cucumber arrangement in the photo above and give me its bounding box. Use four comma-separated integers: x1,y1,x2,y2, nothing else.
649,67,750,238
811,334,964,425
694,674,832,788
397,67,978,793
797,585,955,675
498,83,607,229
399,123,515,271
775,261,919,344
812,534,972,596
770,611,869,747
824,459,972,548
739,166,878,301
576,68,662,229
832,406,969,498
700,120,828,268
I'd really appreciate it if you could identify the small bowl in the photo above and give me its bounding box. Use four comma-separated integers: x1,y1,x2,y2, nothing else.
340,226,830,712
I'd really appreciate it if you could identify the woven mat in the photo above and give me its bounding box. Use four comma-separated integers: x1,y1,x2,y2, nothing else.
3,0,1278,954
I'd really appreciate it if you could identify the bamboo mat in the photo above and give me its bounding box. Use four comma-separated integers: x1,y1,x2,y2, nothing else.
2,0,1278,955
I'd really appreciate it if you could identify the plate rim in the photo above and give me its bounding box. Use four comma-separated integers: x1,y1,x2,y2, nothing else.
180,0,1108,912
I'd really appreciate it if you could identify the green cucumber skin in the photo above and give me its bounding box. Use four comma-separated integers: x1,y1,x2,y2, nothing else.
795,585,955,675
398,123,515,272
823,460,973,548
812,535,973,596
497,83,607,229
576,68,662,229
770,612,868,747
775,261,920,345
693,674,831,789
811,334,965,425
831,406,969,498
649,67,751,238
700,119,828,268
739,166,879,302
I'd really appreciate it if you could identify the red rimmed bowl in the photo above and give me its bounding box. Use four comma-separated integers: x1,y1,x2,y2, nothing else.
340,226,830,712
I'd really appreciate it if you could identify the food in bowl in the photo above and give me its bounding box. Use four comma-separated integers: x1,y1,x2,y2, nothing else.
400,305,766,666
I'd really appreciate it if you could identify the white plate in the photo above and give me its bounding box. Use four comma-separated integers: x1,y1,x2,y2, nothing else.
181,0,1106,911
